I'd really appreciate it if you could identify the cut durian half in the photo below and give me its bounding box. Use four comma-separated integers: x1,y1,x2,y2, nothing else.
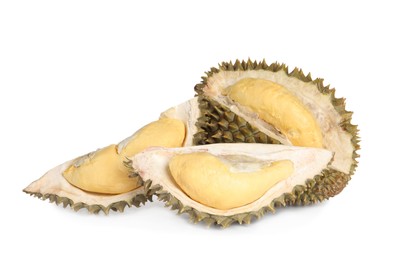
193,59,360,201
131,143,333,227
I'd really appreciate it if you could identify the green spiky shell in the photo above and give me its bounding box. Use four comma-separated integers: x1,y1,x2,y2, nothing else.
143,177,339,228
193,59,360,204
23,189,149,214
193,96,281,145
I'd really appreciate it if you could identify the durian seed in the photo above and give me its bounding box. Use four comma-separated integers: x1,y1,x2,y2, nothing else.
168,152,294,210
63,118,186,194
223,78,323,148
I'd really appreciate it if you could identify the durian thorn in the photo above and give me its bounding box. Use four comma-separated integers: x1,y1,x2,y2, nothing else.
123,157,132,168
143,180,152,193
22,189,146,214
147,181,313,228
125,159,144,185
124,158,137,176
136,177,144,187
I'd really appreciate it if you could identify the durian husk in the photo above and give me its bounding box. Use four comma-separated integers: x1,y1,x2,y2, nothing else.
130,144,334,227
193,59,360,203
23,117,186,213
138,171,344,227
24,159,148,214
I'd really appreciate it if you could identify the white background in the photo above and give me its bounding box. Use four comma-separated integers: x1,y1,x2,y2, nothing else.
1,1,397,259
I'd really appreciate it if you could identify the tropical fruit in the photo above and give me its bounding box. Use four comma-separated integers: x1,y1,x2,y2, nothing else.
24,118,186,213
24,59,359,226
131,144,333,227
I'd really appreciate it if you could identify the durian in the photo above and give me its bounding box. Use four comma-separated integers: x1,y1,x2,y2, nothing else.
131,143,333,227
24,59,359,225
24,118,186,213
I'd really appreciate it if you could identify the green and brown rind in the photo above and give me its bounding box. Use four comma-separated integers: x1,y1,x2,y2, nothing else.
140,168,343,228
23,189,149,214
193,96,281,145
24,190,152,215
194,59,360,203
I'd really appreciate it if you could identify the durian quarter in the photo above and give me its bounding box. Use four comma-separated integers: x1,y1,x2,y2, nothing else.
132,143,333,226
24,117,186,212
23,159,147,214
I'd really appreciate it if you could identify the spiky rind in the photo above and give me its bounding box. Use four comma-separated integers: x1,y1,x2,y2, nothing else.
23,189,149,214
193,96,281,145
194,59,360,200
142,169,339,228
286,169,351,206
124,158,144,186
23,158,149,214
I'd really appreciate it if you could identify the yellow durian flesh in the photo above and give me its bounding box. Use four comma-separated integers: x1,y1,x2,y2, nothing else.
63,118,186,194
223,78,323,148
119,118,186,156
169,152,293,210
63,145,137,194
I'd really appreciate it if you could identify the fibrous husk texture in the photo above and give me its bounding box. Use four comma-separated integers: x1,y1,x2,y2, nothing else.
193,96,281,145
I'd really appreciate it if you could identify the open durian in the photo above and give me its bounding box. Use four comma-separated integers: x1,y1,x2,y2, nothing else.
24,59,359,225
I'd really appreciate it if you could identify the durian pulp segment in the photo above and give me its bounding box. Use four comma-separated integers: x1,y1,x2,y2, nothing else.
63,118,186,194
63,145,138,194
223,78,323,148
118,118,186,156
169,152,293,210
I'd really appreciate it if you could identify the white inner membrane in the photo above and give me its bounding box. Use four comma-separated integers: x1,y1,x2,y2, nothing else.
133,143,333,216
